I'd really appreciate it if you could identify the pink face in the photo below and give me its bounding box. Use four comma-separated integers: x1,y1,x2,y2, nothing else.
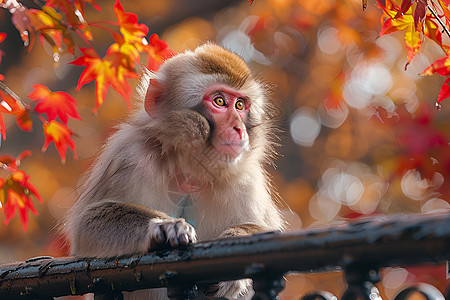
203,84,250,159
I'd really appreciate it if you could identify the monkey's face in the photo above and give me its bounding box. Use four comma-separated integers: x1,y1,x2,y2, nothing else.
203,84,250,161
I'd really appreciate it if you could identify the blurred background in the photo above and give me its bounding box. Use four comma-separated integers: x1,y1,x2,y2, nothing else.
0,0,449,298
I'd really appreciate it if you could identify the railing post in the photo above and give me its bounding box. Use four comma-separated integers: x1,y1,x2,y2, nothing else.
301,290,338,300
167,284,198,300
342,265,382,300
252,275,285,300
94,292,124,300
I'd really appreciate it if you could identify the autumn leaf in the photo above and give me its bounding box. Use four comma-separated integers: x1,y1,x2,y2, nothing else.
421,54,450,107
27,7,64,55
0,90,33,134
413,0,427,27
42,120,77,163
44,0,94,43
379,4,421,66
46,0,84,29
71,47,137,112
145,34,176,71
0,170,42,231
114,0,148,42
435,78,450,106
421,55,450,76
74,0,101,14
110,0,150,63
424,16,443,48
0,150,32,171
0,33,5,64
108,40,140,64
28,84,81,124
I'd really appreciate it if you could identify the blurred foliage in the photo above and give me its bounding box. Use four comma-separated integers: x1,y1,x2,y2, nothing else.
0,0,449,299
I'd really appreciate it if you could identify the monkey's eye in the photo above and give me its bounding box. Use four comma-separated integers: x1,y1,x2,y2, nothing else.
213,96,226,106
235,99,245,111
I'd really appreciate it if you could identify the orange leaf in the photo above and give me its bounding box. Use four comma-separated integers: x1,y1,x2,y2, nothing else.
380,5,421,66
108,41,140,64
0,91,26,115
74,0,101,13
0,33,5,66
145,34,176,71
424,16,443,48
0,90,32,136
436,77,450,106
42,120,77,163
16,109,33,132
46,0,82,28
71,48,137,112
27,7,64,49
28,84,81,124
0,114,4,140
0,150,32,170
0,170,42,231
421,55,450,76
114,0,148,40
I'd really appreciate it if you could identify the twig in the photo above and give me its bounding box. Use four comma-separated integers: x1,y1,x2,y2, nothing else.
0,82,28,109
428,4,450,38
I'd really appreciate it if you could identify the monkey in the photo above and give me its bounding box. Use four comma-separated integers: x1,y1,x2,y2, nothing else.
65,43,285,300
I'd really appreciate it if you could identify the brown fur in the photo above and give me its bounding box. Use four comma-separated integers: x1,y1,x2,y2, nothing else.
195,44,252,88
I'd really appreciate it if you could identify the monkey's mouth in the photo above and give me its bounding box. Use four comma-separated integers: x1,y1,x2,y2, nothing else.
216,140,249,159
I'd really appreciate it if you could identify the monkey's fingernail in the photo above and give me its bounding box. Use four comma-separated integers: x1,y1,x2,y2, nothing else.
155,230,165,243
170,237,179,247
179,233,188,244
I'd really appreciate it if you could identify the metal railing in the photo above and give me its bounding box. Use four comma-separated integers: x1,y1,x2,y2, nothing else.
0,212,449,299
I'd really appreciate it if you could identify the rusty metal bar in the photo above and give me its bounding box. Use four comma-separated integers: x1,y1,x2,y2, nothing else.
0,213,449,299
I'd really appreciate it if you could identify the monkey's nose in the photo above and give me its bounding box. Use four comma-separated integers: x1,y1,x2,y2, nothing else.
233,126,242,139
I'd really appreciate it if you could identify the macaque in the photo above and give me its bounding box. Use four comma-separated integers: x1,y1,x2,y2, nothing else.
65,43,285,300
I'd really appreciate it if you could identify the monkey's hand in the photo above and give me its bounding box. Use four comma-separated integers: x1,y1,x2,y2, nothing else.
204,279,253,300
148,218,197,249
157,109,210,154
205,224,269,299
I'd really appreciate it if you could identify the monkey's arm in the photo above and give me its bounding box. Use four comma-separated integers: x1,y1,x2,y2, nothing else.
69,201,197,257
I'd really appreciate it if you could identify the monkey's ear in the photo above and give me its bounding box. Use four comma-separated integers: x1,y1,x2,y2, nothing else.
144,79,164,116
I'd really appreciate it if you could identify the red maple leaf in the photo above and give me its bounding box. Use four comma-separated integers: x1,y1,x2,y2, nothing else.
74,0,101,14
0,150,32,171
0,90,33,136
28,84,81,124
0,33,6,65
145,34,176,71
42,120,77,163
421,55,450,106
114,0,148,40
0,170,42,231
71,47,137,112
379,3,422,66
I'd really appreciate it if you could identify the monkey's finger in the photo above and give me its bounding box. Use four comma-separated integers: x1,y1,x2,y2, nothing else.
163,222,180,247
148,219,167,246
179,233,189,245
174,220,196,245
155,226,166,244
